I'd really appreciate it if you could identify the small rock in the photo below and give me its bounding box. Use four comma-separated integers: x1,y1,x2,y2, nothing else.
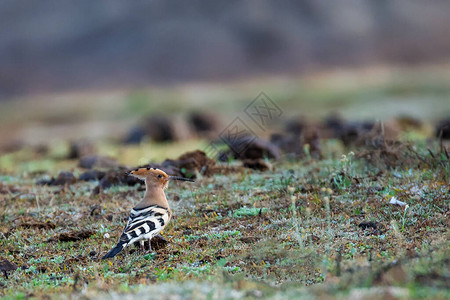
89,251,97,257
389,196,406,206
103,233,110,239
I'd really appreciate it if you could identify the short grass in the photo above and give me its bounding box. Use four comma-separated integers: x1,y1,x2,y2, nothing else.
0,137,449,299
0,66,449,299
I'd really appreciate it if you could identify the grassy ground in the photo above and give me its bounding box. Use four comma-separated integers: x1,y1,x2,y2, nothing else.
0,67,449,299
0,137,449,299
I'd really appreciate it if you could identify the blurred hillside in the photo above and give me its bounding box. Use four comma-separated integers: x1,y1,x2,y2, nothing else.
1,0,450,97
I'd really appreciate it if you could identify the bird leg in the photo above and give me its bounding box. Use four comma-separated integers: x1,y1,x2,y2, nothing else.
140,240,145,253
144,239,153,254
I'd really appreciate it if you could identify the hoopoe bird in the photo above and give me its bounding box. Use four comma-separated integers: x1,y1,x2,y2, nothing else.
102,167,194,259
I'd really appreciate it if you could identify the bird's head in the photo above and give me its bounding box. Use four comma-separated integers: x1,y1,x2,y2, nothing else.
127,167,194,189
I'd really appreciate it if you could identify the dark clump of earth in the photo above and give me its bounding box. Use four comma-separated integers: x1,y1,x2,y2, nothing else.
220,137,280,161
79,170,106,181
133,235,168,252
188,112,219,136
285,117,305,136
143,150,217,179
143,115,177,142
242,159,272,171
47,230,94,242
93,169,143,194
435,118,450,139
270,133,303,158
0,259,18,278
37,171,77,186
92,150,218,193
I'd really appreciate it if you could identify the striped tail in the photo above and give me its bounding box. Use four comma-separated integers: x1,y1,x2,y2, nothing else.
102,242,125,259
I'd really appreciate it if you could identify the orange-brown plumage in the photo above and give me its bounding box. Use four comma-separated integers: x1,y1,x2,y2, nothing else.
102,167,194,259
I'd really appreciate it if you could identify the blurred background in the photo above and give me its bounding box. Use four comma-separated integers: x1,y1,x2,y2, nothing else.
0,0,449,162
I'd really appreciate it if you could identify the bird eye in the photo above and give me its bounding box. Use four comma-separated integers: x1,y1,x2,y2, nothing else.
157,174,163,178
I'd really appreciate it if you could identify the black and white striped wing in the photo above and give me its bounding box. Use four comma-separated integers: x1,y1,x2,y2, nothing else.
119,205,170,247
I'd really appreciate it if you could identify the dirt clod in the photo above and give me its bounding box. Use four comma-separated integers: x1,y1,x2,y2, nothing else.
94,170,143,192
0,259,18,278
144,115,177,142
47,230,94,242
54,172,77,185
222,137,280,161
151,150,216,178
188,112,219,135
436,118,450,139
37,171,77,186
358,221,378,230
79,170,106,181
151,235,169,251
242,159,272,171
17,217,56,230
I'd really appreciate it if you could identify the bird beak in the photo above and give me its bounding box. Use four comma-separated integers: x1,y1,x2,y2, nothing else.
169,176,195,182
126,171,131,176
